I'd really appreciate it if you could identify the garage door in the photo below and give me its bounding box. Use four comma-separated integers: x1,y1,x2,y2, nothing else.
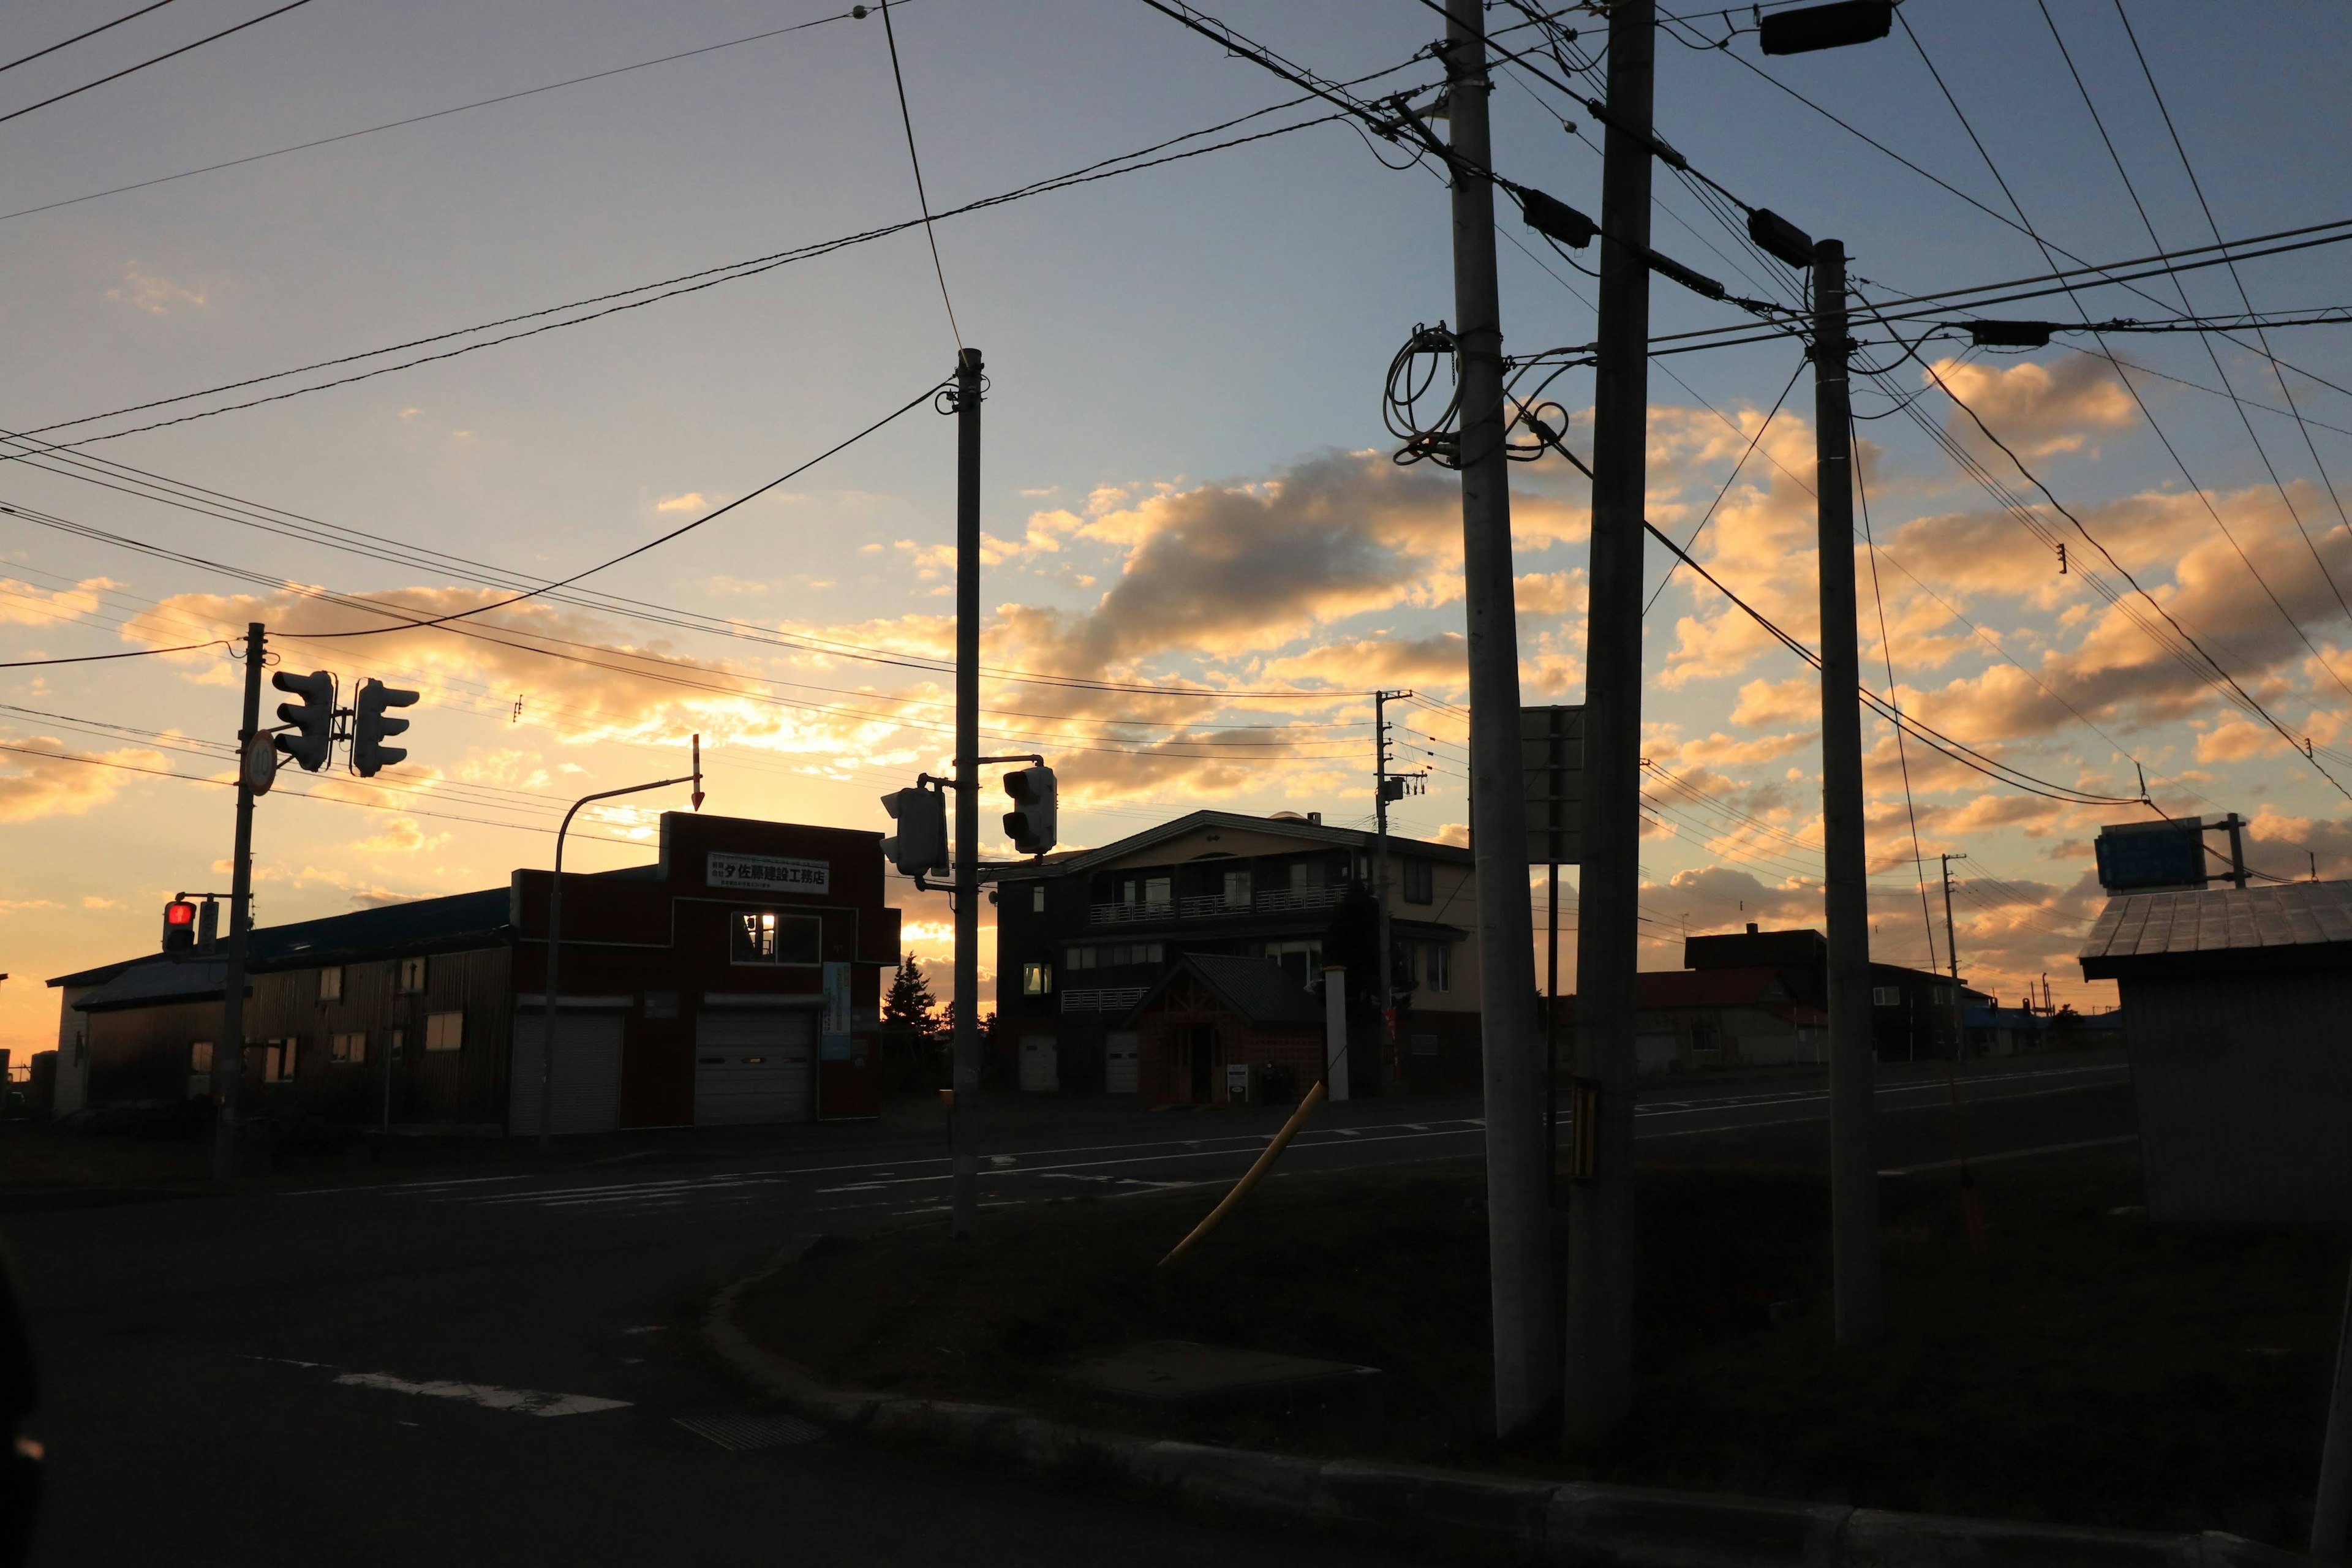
695,1008,815,1125
510,1010,625,1136
1104,1032,1139,1096
1019,1035,1059,1093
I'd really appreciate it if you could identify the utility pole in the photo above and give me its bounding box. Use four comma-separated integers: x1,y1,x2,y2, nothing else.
1564,0,1654,1446
950,345,984,1241
1442,0,1553,1438
1812,239,1883,1345
2223,812,2248,889
1374,688,1406,1096
214,622,264,1183
1941,851,1967,1058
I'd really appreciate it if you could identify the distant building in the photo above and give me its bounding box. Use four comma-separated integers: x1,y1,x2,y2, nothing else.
45,812,896,1134
1570,924,1988,1073
993,809,1479,1096
2079,880,2352,1224
1125,952,1328,1107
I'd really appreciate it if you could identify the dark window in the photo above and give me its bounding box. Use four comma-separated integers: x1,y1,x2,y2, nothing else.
1401,859,1433,904
731,910,821,965
1031,883,1046,913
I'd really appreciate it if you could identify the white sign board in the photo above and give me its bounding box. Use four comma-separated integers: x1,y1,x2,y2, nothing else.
706,851,829,897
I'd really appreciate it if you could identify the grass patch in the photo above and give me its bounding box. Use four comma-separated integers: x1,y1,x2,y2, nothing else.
737,1156,2347,1547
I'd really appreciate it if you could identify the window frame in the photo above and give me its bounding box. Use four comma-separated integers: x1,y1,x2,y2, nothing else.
1425,941,1452,993
424,1011,464,1052
728,908,822,967
318,965,344,1002
328,1030,368,1065
397,956,428,995
1401,859,1434,905
1022,960,1054,996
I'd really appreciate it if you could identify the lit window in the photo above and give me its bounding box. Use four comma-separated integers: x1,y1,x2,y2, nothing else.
424,1012,464,1052
318,966,344,1001
265,1039,299,1082
730,910,820,965
1023,962,1053,996
329,1031,368,1065
190,1041,214,1074
398,957,428,994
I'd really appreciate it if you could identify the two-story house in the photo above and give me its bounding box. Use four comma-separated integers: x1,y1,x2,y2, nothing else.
992,809,1480,1097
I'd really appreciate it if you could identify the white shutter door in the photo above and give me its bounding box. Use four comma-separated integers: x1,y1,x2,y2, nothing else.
509,1011,625,1135
1104,1032,1140,1096
694,1009,815,1125
1019,1035,1059,1093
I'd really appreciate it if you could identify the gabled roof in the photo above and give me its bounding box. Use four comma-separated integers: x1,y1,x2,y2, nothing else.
71,957,235,1012
50,886,511,989
1021,809,1471,880
1634,965,1792,1009
1125,952,1326,1028
2079,880,2352,979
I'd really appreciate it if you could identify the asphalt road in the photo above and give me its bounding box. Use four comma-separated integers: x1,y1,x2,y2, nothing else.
6,1047,2134,1566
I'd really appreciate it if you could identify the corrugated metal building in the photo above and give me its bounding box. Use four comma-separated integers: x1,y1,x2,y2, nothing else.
45,811,897,1135
2078,880,2352,1224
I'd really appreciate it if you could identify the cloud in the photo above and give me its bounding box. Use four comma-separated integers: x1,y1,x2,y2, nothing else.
356,818,450,855
1931,355,2134,459
655,492,708,514
108,263,209,315
0,577,110,627
0,738,171,821
81,896,123,910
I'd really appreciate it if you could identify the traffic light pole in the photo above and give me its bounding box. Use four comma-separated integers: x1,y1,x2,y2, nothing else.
1374,688,1401,1093
213,621,264,1183
1812,238,1884,1345
1565,0,1654,1446
950,345,983,1242
1442,0,1553,1439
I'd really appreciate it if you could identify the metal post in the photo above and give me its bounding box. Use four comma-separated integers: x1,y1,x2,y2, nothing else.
951,345,984,1240
1444,0,1553,1438
1547,861,1560,1193
1812,239,1883,1345
1376,688,1400,1096
2225,812,2248,889
1941,852,1966,1058
1564,0,1654,1446
541,766,698,1151
2314,1254,2352,1562
213,622,265,1183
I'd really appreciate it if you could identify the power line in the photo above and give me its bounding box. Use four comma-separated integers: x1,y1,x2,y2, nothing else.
0,3,875,225
875,0,963,353
0,0,313,129
0,0,181,77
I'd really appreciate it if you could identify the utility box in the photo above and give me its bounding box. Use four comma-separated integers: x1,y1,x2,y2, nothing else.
2079,880,2352,1224
1226,1062,1252,1104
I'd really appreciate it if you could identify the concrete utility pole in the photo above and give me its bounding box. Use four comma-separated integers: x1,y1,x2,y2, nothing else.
213,621,265,1183
1375,687,1401,1093
1441,0,1553,1438
1564,0,1654,1446
1941,851,1967,1057
950,345,984,1241
1811,239,1883,1345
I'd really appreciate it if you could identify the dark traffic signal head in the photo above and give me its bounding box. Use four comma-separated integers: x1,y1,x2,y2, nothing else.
881,785,948,878
1758,0,1893,55
162,897,197,953
272,669,336,772
352,677,418,778
1001,764,1058,858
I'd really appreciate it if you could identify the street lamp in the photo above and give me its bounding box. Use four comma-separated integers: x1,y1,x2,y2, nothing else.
538,736,703,1152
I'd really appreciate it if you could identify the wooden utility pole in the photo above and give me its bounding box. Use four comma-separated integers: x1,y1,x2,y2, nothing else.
213,622,265,1183
1811,238,1883,1344
1564,0,1654,1446
1442,0,1553,1438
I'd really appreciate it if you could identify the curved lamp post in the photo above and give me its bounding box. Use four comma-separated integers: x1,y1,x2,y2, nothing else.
539,736,702,1152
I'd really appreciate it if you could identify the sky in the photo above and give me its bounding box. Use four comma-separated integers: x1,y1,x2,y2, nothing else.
4,0,2351,1058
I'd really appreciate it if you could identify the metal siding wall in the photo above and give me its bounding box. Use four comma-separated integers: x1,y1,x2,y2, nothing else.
2127,971,2352,1224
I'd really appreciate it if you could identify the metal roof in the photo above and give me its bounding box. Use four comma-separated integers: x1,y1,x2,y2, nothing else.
1020,809,1472,880
2079,880,2352,979
1125,952,1326,1028
48,886,512,989
70,957,236,1012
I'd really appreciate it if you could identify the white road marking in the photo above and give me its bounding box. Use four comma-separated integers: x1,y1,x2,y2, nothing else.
1878,1134,2139,1176
335,1371,630,1417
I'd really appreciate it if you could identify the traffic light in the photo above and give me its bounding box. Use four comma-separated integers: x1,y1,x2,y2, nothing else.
162,898,197,954
273,669,336,772
881,785,948,878
1758,0,1893,55
1001,764,1058,858
352,677,418,777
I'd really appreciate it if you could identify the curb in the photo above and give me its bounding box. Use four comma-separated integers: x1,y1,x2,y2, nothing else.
702,1250,2310,1568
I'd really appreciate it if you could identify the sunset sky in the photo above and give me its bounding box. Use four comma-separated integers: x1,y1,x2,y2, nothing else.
5,0,2350,1058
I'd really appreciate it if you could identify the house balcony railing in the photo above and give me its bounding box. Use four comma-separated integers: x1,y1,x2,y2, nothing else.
1087,884,1348,925
1061,986,1150,1014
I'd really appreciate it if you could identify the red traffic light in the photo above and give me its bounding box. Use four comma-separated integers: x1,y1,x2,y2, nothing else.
162,898,198,953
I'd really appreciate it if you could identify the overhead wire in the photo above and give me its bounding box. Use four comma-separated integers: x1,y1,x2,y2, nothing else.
0,0,182,77
0,0,313,130
875,0,963,353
